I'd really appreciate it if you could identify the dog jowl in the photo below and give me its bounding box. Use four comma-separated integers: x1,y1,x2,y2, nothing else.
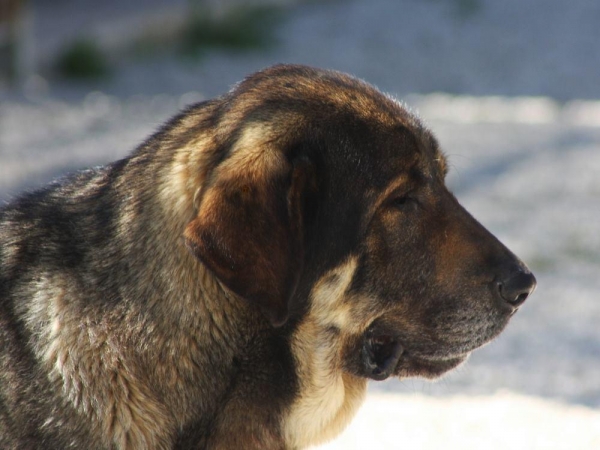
0,65,536,449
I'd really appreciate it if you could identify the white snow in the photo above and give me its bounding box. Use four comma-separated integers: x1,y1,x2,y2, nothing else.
315,392,600,450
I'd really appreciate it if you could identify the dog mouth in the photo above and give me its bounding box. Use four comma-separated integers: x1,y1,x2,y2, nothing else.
360,330,469,381
361,333,406,381
393,352,468,379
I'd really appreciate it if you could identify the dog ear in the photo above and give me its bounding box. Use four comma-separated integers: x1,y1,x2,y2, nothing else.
183,157,314,327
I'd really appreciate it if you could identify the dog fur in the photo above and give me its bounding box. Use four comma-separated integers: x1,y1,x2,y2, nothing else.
0,65,535,449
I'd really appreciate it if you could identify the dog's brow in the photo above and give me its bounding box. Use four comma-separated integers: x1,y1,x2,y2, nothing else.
369,174,411,215
426,133,448,178
434,151,448,178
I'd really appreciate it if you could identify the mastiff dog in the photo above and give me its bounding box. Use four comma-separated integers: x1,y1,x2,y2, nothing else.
0,65,536,449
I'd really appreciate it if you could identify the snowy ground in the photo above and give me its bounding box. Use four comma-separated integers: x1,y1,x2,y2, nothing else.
2,0,600,448
317,392,600,450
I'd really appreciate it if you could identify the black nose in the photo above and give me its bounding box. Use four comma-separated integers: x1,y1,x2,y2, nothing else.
496,270,536,307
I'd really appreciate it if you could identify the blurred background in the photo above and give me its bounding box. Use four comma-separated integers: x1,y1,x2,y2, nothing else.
1,0,599,448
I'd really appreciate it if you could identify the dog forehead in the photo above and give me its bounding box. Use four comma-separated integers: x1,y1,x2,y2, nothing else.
232,64,417,127
211,65,445,194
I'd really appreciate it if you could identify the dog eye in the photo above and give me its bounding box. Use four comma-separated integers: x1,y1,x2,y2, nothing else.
390,195,416,209
388,192,419,213
392,196,410,206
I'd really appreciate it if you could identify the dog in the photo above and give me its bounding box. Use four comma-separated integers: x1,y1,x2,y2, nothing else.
0,64,536,449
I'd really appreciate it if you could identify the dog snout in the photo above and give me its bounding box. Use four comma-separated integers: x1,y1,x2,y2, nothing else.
495,269,537,308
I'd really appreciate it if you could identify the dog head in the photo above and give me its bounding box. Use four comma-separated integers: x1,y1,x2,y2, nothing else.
183,64,536,380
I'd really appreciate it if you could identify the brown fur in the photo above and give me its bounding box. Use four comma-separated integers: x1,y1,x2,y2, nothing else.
0,65,535,449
